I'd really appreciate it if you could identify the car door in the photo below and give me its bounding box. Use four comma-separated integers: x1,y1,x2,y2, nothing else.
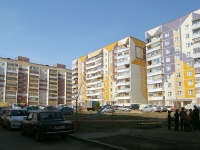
23,112,33,133
65,107,71,115
3,110,10,126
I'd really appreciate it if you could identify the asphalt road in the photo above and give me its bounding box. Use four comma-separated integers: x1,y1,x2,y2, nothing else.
0,127,108,150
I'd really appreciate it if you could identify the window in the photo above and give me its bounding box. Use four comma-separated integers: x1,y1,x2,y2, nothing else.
168,92,172,96
186,52,191,57
187,71,192,76
165,41,169,46
177,82,181,86
174,37,178,42
186,43,190,48
174,28,178,33
166,57,170,62
188,80,193,86
168,83,171,87
187,61,192,66
185,24,189,30
166,65,171,71
175,54,180,60
177,73,181,77
188,90,193,95
165,32,169,38
175,46,180,51
167,74,171,79
177,91,182,96
176,64,180,69
186,33,190,39
165,49,170,54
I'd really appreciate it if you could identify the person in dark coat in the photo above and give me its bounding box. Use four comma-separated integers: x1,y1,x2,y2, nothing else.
168,111,172,130
193,105,200,130
182,112,190,132
189,109,194,131
174,109,180,131
179,107,185,130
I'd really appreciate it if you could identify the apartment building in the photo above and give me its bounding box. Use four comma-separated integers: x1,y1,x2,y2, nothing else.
72,36,147,107
145,9,200,107
0,56,72,106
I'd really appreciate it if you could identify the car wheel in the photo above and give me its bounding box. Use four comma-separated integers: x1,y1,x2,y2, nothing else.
60,135,66,139
35,131,41,141
8,122,12,131
70,112,73,115
21,126,26,135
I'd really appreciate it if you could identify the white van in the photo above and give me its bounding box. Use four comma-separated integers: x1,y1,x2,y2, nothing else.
139,104,148,111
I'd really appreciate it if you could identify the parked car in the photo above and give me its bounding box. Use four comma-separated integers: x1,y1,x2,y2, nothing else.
101,106,115,113
1,109,28,130
118,106,131,112
57,107,74,115
139,104,148,111
20,110,74,141
152,106,163,112
44,105,57,110
140,105,153,112
161,106,168,112
23,106,40,112
0,109,7,126
165,106,173,111
130,104,140,110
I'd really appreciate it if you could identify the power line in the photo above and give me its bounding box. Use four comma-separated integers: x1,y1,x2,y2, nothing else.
0,27,104,44
0,15,117,39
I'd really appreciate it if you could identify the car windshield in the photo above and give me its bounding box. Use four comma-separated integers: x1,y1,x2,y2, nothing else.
40,112,64,121
11,110,28,116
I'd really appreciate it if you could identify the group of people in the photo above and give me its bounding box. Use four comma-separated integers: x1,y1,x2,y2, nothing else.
168,105,200,132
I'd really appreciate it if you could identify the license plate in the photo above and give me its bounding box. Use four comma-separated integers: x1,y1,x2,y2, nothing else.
55,126,65,129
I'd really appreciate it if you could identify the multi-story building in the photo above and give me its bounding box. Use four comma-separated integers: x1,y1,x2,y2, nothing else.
72,36,147,107
0,56,72,106
145,9,200,107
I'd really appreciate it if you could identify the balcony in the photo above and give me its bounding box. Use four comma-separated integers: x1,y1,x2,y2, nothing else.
148,87,164,92
115,54,129,60
148,96,163,101
86,62,103,70
86,57,103,65
86,68,103,75
147,70,164,77
115,47,129,53
193,33,200,39
116,74,130,80
147,78,164,84
116,82,130,86
147,54,162,62
146,38,161,47
86,74,103,80
194,63,200,68
86,86,103,91
6,87,17,92
86,92,101,96
117,88,130,93
87,80,102,86
29,91,38,94
146,46,161,54
116,96,130,99
147,63,163,69
192,23,200,30
117,68,130,73
117,60,130,66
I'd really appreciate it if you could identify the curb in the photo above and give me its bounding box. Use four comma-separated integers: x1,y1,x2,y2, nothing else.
69,134,129,150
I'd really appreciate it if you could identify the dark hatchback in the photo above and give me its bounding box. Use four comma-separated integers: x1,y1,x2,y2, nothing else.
20,110,74,141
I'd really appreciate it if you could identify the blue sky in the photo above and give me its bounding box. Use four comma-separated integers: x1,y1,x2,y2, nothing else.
0,0,199,69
